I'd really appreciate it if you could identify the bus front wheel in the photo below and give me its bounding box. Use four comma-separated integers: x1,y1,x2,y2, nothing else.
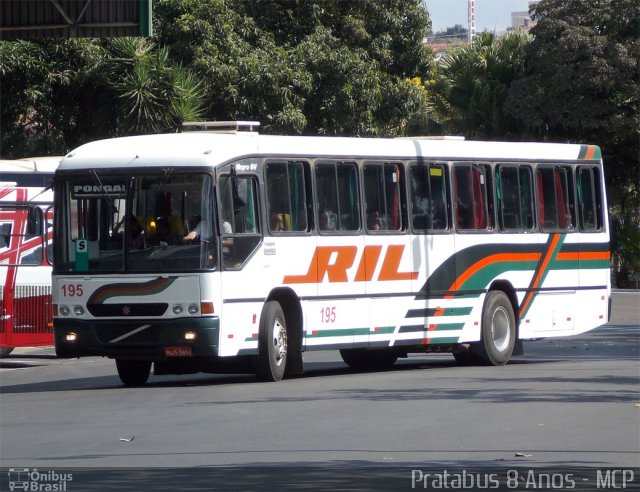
472,290,516,366
116,359,151,386
255,301,288,382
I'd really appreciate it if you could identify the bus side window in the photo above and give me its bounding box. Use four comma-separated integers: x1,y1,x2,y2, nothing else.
363,162,403,232
218,174,261,269
0,205,44,265
497,165,535,232
409,163,448,231
453,164,490,231
316,161,360,232
577,166,603,231
0,223,10,248
266,161,311,233
537,165,576,232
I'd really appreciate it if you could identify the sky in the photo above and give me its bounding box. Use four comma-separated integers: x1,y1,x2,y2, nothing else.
424,0,534,33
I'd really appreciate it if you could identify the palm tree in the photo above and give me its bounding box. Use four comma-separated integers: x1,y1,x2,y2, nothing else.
109,38,205,135
437,30,530,139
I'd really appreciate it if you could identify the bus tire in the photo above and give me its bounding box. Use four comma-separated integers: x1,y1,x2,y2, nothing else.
0,347,14,358
472,290,516,366
116,359,151,386
340,349,398,370
256,301,288,382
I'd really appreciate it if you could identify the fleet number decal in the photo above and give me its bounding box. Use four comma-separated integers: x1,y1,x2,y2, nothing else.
61,283,84,297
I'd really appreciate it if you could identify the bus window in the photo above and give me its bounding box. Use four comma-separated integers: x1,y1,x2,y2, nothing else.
218,174,261,269
266,161,311,233
409,163,448,231
453,164,490,231
363,162,403,232
577,166,603,231
316,161,360,232
0,204,44,265
537,166,575,231
497,165,535,231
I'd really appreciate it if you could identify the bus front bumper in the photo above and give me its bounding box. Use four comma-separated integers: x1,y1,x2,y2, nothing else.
53,317,219,360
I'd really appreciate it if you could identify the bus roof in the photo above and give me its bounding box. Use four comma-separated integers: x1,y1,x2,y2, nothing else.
58,133,600,171
0,156,62,173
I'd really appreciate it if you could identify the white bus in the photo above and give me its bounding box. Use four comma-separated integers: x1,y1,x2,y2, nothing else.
52,123,610,385
1,157,60,356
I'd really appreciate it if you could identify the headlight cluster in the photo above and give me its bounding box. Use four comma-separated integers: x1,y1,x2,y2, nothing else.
57,305,84,316
172,303,200,315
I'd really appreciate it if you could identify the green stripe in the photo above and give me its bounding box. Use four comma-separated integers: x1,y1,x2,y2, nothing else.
458,261,539,291
428,337,459,344
306,328,372,338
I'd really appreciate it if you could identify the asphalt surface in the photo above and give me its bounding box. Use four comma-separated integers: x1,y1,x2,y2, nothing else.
0,292,638,491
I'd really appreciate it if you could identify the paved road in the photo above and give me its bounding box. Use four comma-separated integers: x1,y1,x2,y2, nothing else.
0,293,638,489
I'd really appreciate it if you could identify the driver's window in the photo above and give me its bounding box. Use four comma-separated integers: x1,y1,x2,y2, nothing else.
218,173,261,270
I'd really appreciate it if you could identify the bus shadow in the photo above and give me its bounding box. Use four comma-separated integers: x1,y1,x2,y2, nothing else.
0,355,566,394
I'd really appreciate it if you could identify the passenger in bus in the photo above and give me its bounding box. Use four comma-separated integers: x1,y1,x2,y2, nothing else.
113,214,144,249
270,213,286,232
319,210,337,231
367,211,382,230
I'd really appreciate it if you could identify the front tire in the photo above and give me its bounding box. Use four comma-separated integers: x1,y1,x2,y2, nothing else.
255,301,288,382
116,359,151,386
472,290,516,366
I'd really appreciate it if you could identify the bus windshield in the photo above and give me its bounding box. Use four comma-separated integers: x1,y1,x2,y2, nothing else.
54,170,215,273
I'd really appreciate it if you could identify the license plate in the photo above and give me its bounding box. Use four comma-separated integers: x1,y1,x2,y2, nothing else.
164,346,193,357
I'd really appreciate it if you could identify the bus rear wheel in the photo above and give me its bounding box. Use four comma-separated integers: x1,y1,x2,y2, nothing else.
255,301,288,382
472,290,516,366
340,349,398,370
116,359,151,386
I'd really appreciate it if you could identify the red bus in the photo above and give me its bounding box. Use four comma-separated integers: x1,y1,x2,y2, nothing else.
0,157,59,357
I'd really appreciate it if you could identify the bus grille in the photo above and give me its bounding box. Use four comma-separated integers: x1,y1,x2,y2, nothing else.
87,303,168,317
0,284,52,334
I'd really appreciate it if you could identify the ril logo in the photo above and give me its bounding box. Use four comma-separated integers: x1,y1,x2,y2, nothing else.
283,245,418,284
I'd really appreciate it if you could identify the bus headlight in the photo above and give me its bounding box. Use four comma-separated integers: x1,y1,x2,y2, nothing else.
172,304,183,315
59,305,70,316
188,303,199,315
184,331,196,341
73,305,85,316
65,332,77,342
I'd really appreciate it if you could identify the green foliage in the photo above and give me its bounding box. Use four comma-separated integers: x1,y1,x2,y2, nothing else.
154,0,434,135
437,30,531,139
0,37,205,157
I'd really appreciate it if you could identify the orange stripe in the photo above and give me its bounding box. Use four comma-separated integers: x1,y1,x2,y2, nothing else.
519,234,561,316
584,145,596,160
448,252,541,291
556,251,610,261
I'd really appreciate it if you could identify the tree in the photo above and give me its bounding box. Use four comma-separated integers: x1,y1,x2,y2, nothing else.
506,0,640,286
0,37,206,157
154,0,434,136
436,30,531,139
